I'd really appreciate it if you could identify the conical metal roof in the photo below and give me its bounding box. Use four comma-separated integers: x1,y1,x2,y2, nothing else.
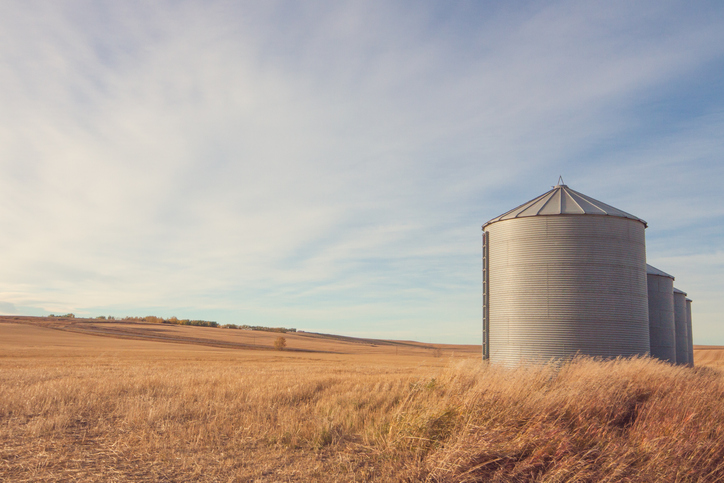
483,180,647,228
647,264,674,279
673,287,687,296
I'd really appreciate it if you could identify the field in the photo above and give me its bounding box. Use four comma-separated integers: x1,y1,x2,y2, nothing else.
2,316,724,482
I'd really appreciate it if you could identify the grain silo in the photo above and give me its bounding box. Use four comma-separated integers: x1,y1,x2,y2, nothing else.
673,288,689,365
482,181,650,366
646,264,676,363
686,298,694,366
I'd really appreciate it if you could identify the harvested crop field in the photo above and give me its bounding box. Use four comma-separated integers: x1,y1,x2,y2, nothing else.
693,345,724,369
2,317,724,482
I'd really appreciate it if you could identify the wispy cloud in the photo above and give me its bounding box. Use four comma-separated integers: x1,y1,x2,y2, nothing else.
1,1,723,343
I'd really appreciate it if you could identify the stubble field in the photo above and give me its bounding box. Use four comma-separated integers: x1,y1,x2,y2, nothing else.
1,316,724,482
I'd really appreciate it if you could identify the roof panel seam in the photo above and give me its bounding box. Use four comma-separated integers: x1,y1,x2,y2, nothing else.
565,191,586,214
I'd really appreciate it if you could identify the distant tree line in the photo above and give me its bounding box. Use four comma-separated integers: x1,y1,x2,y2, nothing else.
80,314,296,333
220,324,296,333
88,315,220,327
161,316,219,327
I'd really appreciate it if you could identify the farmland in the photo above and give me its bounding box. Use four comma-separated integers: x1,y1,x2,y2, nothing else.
1,316,724,482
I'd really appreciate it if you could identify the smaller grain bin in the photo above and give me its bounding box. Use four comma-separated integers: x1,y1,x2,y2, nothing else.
686,298,694,366
646,264,676,363
673,288,689,365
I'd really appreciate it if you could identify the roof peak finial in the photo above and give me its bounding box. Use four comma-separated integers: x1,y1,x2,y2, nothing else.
554,175,566,188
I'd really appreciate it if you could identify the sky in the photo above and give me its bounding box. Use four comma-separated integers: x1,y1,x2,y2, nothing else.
1,1,723,344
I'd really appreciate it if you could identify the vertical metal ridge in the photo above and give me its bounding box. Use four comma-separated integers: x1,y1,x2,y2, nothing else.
686,299,694,366
482,230,489,360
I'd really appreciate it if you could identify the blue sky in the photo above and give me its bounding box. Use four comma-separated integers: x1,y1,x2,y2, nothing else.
1,1,723,344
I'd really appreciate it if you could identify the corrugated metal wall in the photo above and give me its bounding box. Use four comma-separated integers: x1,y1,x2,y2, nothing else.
647,271,676,363
487,215,650,367
673,289,689,365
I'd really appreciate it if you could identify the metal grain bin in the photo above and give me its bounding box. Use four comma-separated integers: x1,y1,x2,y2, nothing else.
646,264,676,363
673,288,689,365
686,298,694,366
482,182,650,367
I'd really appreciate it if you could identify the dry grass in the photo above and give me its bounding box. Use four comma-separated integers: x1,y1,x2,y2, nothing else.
2,320,724,482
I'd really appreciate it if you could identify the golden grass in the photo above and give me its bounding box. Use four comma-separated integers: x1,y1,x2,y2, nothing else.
694,346,724,369
2,320,724,482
